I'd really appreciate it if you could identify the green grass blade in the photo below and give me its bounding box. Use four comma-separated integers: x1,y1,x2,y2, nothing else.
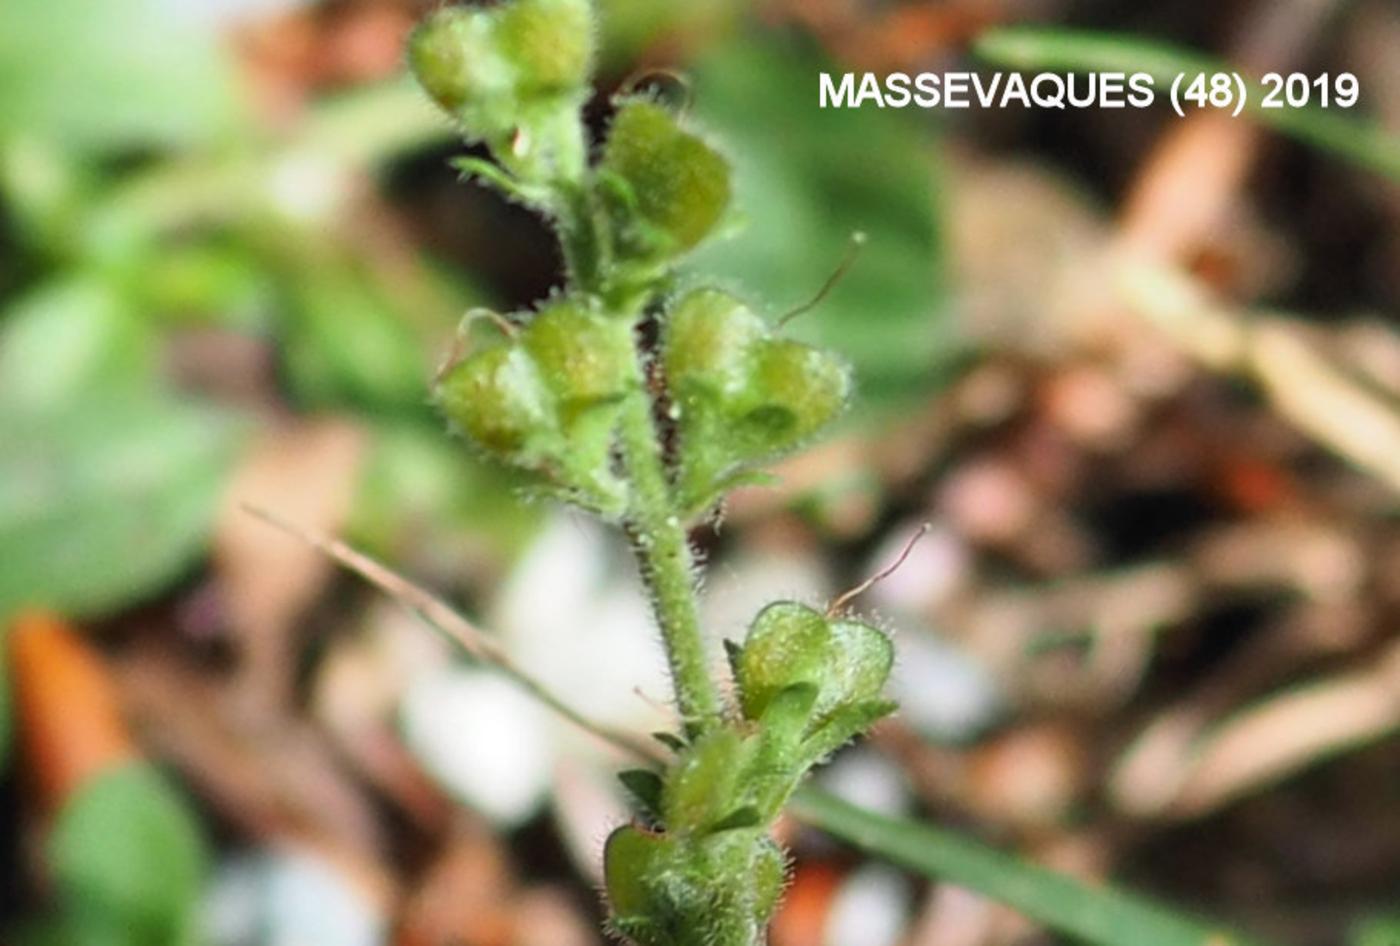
975,27,1400,182
792,787,1271,946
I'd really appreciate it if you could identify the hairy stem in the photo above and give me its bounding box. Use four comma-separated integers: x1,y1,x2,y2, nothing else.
615,380,721,737
549,143,720,738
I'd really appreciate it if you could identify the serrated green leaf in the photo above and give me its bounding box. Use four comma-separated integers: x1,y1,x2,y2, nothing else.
49,763,207,946
0,395,243,619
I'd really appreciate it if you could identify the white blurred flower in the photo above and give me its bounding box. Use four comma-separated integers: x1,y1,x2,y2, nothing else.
399,516,671,835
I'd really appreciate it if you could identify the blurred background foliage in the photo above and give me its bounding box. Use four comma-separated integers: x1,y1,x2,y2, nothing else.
2,0,1400,943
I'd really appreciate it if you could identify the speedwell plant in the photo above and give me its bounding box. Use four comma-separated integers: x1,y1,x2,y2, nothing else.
410,3,897,943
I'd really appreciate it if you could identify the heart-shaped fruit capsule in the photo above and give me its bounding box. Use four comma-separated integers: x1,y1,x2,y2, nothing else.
599,99,731,267
435,300,634,513
663,290,852,513
733,602,893,732
409,0,594,178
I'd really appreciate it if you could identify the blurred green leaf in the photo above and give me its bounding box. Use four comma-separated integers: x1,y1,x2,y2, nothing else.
281,264,433,414
48,762,207,946
1351,915,1400,946
793,787,1271,946
0,394,243,619
0,279,158,412
0,0,240,149
976,27,1400,183
593,0,743,70
348,421,543,562
689,35,953,409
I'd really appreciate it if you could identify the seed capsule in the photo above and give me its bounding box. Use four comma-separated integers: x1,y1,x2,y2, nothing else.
661,289,852,512
602,100,732,262
436,345,555,457
408,8,513,123
735,601,893,726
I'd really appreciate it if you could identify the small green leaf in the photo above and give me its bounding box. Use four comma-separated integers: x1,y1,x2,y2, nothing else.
706,805,761,834
618,769,665,818
0,395,243,619
793,787,1271,946
48,763,208,946
799,699,898,766
652,731,687,753
661,727,748,834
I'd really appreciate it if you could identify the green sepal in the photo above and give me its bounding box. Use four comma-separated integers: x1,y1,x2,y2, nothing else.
651,730,687,753
706,805,761,834
799,698,899,767
662,289,852,515
661,727,749,835
449,156,550,207
618,769,665,820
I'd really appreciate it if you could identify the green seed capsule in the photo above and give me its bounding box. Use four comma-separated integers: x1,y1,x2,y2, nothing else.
749,338,851,443
664,290,765,398
408,8,514,122
436,344,555,457
497,0,595,97
602,100,731,262
523,301,634,409
736,602,893,726
662,289,853,512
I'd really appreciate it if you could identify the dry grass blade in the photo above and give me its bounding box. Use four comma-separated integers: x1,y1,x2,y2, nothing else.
240,503,666,766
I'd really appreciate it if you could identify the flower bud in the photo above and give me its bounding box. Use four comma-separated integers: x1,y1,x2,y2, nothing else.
601,100,731,263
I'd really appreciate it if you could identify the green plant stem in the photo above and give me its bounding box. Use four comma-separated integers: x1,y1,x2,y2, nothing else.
547,150,721,739
615,384,721,737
